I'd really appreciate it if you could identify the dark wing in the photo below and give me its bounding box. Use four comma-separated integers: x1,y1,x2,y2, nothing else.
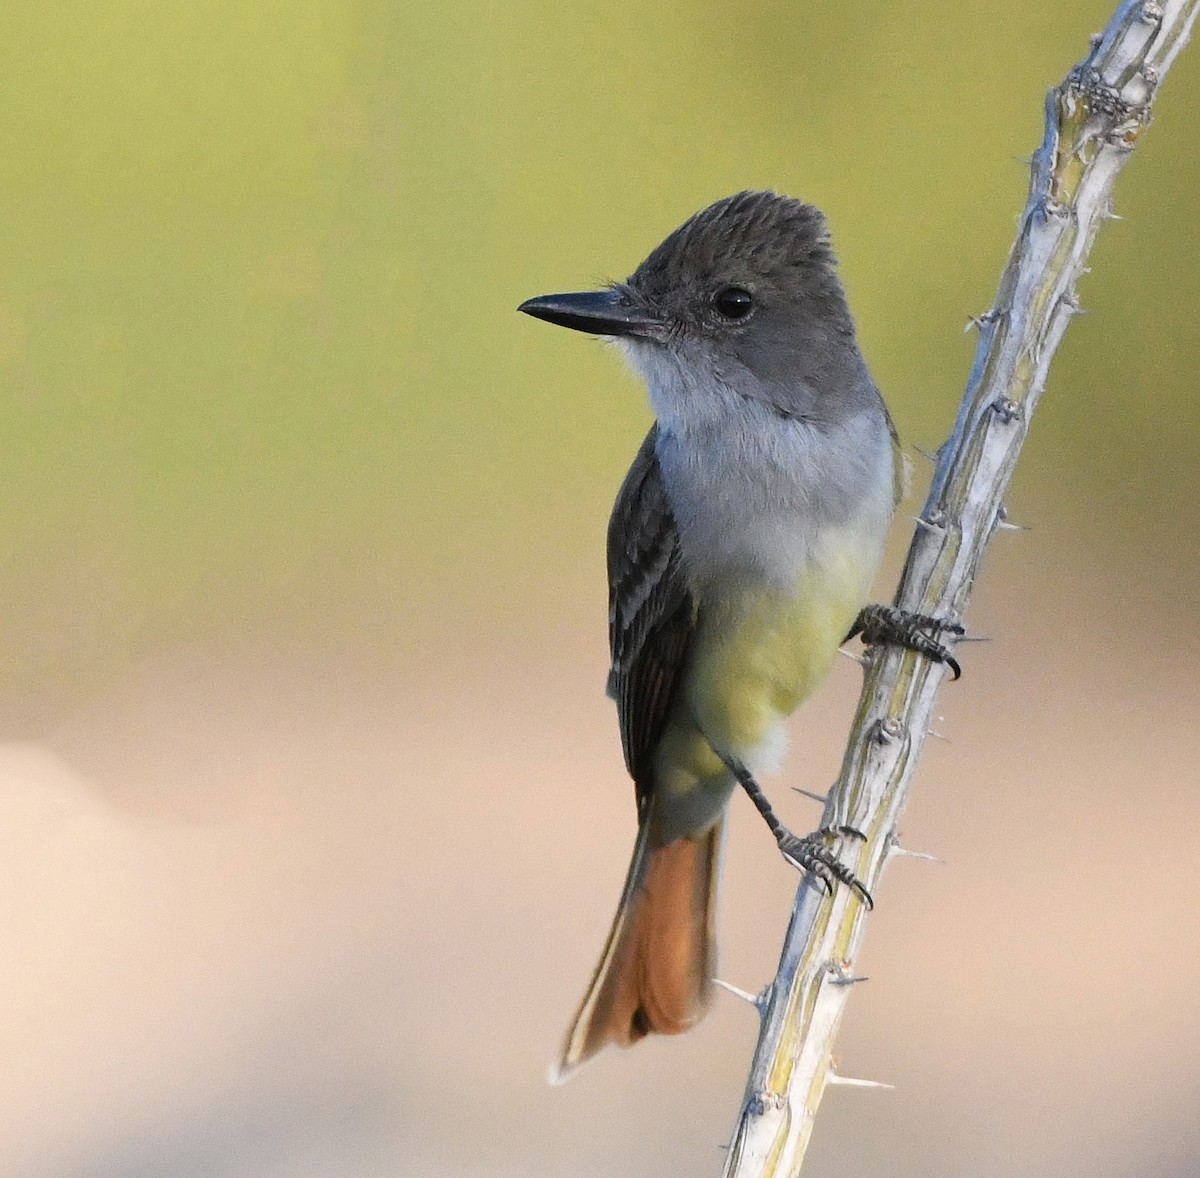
883,399,909,507
606,426,697,811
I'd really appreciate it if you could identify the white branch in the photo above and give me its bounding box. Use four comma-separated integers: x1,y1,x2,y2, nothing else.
721,2,1200,1174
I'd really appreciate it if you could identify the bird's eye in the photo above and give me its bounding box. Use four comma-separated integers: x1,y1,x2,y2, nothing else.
713,287,753,320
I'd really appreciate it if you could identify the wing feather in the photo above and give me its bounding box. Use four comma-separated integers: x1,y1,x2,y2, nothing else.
606,426,696,809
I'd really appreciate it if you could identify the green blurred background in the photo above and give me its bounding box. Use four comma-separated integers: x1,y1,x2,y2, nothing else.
2,2,1198,1175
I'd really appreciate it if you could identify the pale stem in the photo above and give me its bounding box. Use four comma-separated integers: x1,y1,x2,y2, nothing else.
721,3,1200,1174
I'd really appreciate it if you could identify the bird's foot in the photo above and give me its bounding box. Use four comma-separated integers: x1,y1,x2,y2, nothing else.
720,753,874,909
777,826,873,910
849,604,965,680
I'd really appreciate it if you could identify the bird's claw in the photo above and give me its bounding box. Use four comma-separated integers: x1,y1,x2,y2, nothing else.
850,604,965,680
777,825,873,909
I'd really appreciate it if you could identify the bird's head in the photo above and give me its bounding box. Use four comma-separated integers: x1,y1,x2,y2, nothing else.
519,191,869,426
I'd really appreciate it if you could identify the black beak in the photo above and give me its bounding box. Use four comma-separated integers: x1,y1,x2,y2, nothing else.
517,289,662,337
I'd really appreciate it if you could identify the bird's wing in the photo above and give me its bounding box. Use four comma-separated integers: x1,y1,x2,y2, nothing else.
884,400,909,507
606,425,697,811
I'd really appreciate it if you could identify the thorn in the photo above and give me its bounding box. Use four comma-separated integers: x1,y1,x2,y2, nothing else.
894,848,945,864
714,978,767,1011
913,514,945,533
790,786,829,805
996,504,1030,532
827,1073,895,1090
838,647,870,667
963,310,996,333
829,972,870,987
913,445,938,464
888,839,945,865
1061,292,1087,314
955,634,992,644
928,728,951,743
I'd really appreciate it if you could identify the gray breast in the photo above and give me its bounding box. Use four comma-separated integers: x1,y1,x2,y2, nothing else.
617,333,895,595
653,401,893,596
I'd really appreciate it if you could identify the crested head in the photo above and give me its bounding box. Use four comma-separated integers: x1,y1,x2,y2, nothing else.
623,190,839,324
617,191,871,426
517,190,879,429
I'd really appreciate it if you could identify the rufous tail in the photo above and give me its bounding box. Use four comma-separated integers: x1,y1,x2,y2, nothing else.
551,817,723,1082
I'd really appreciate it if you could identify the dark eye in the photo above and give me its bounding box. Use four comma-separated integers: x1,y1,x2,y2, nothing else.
713,287,753,320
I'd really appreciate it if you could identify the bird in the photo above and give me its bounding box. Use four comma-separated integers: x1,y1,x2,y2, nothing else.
518,190,954,1081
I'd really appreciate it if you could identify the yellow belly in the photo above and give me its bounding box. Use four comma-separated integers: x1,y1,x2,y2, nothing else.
649,522,883,843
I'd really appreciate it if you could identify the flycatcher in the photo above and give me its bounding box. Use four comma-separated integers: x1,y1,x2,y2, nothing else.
518,191,957,1081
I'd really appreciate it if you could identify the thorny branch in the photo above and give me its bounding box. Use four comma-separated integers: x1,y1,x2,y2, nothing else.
721,2,1200,1174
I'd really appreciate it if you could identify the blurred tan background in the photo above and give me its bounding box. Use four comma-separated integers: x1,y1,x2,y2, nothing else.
1,2,1199,1175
